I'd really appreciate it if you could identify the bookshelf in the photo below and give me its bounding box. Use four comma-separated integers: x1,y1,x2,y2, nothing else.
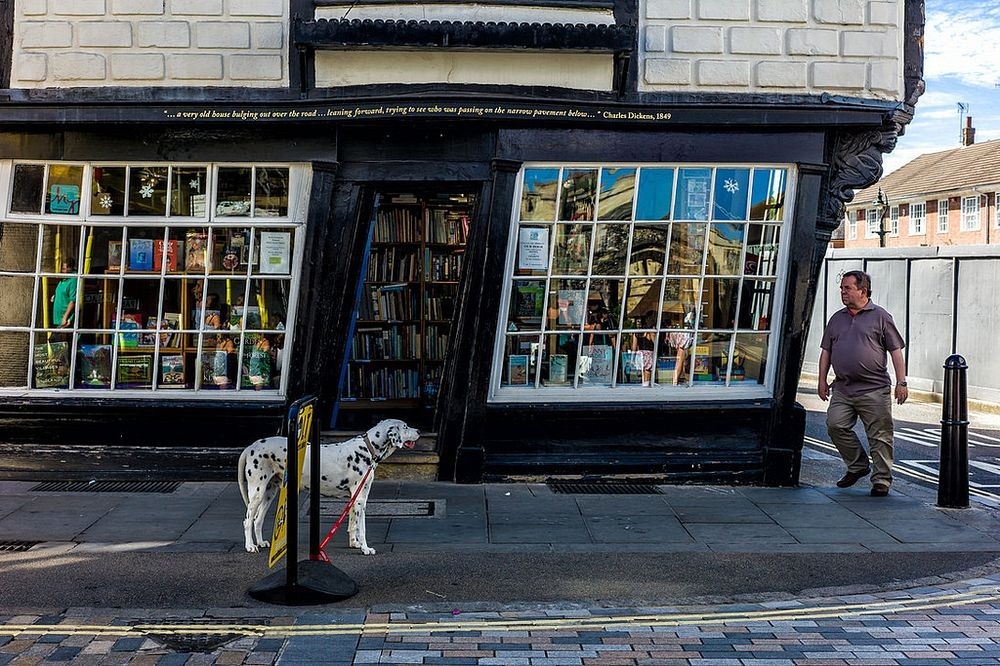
340,191,474,427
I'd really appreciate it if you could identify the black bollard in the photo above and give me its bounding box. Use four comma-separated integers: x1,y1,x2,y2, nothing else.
938,354,970,508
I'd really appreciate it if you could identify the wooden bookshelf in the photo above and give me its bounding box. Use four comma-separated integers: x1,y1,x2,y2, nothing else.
341,191,473,426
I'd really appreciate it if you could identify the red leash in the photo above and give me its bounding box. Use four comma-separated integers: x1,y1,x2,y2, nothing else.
314,467,374,563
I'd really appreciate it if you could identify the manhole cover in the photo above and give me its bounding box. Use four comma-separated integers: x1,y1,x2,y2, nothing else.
548,481,663,495
320,499,436,519
31,481,181,493
0,540,41,552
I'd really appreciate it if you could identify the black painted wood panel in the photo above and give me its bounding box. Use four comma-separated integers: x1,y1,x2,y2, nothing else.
0,0,11,89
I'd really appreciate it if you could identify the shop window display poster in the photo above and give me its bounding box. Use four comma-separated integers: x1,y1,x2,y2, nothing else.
518,228,549,271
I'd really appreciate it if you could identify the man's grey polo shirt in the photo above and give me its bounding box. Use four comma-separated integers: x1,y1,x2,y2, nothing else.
821,301,905,397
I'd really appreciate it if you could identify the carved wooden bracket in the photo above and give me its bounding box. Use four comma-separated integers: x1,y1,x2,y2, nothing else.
820,128,899,233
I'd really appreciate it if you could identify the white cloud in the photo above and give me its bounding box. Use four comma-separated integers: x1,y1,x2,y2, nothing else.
924,2,1000,88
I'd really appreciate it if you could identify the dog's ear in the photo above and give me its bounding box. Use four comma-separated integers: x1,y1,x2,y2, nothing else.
387,424,402,446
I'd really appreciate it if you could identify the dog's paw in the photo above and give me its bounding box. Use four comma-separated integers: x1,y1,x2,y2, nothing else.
245,543,259,553
361,545,376,555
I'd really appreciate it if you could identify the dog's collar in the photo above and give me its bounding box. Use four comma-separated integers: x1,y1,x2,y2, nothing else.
362,433,381,463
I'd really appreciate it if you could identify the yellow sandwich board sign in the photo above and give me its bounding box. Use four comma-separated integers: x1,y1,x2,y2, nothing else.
268,401,313,569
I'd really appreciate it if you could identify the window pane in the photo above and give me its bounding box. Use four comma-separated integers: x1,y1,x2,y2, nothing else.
619,332,652,385
515,225,551,277
212,227,252,275
673,168,711,220
706,223,745,275
660,277,699,328
216,167,252,217
253,228,293,276
127,166,168,217
739,279,776,330
548,279,587,330
0,275,34,326
635,168,674,221
11,164,45,214
78,277,115,330
45,165,84,215
508,279,545,332
586,278,622,332
734,333,768,384
591,223,629,276
541,333,577,386
174,226,209,275
666,222,705,275
76,336,113,389
558,169,597,222
119,279,162,346
116,352,153,389
503,334,539,387
579,335,616,386
200,334,238,390
750,169,786,221
92,166,126,216
170,167,208,217
597,168,636,221
254,167,289,217
0,222,39,272
82,226,125,276
700,278,739,329
520,168,559,222
623,277,661,329
744,224,780,276
39,224,83,274
0,332,30,387
32,334,71,388
241,332,281,390
124,227,165,273
692,333,730,384
247,279,290,331
712,168,750,221
657,330,694,385
628,223,668,276
552,223,591,275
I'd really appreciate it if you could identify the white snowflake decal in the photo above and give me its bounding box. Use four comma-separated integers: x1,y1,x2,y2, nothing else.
723,179,740,194
189,178,201,191
98,193,113,209
139,183,154,199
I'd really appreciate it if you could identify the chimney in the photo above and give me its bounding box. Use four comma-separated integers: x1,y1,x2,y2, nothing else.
962,116,976,146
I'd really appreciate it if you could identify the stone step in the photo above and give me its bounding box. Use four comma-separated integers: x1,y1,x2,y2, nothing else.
320,431,439,481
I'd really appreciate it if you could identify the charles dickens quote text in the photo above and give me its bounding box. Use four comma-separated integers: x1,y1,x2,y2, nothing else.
163,105,672,121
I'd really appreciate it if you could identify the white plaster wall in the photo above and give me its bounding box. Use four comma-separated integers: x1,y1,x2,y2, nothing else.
11,0,288,88
641,0,905,99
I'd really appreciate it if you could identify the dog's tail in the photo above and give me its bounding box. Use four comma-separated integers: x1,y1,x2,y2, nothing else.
237,447,250,507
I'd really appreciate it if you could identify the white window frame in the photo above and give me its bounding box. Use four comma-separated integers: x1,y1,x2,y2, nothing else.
889,205,899,237
0,160,311,400
908,202,925,235
961,195,980,232
488,162,795,404
937,199,949,233
847,214,857,240
866,209,878,238
995,192,1000,228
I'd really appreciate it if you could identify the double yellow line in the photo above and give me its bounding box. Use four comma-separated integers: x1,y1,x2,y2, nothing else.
3,586,1000,638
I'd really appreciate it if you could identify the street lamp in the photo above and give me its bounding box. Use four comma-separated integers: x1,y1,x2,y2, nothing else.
872,187,889,248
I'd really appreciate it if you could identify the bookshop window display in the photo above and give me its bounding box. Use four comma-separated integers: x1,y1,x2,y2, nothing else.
0,161,305,396
493,164,789,400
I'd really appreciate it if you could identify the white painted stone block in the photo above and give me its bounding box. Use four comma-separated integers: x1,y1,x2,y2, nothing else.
787,28,838,55
52,52,106,80
842,29,897,58
755,60,807,87
729,27,782,55
111,53,165,79
168,53,223,79
50,0,105,15
255,23,285,50
195,22,251,48
15,53,48,81
869,60,899,92
697,0,749,21
78,22,133,47
812,61,866,89
19,22,72,48
645,25,668,52
755,0,806,22
644,58,692,85
112,0,165,14
229,0,284,17
169,0,223,15
228,54,283,80
672,26,724,53
646,0,691,19
869,1,898,25
19,0,49,16
137,22,191,47
813,0,864,25
697,59,749,86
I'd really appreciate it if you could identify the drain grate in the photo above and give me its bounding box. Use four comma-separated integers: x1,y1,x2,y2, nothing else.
548,481,663,495
320,499,436,519
0,540,41,552
31,480,181,493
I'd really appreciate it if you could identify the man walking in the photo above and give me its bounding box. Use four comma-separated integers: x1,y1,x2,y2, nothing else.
818,270,907,497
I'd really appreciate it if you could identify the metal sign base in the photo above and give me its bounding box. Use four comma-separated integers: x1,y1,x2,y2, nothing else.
248,559,358,605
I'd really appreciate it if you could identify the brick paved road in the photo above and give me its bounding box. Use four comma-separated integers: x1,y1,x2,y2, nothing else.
4,575,1000,664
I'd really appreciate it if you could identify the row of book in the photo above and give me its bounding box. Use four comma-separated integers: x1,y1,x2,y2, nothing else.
426,250,463,281
360,284,419,321
33,341,274,390
373,207,422,242
365,248,421,282
350,325,420,361
342,366,422,400
424,293,456,321
107,230,291,275
426,210,470,245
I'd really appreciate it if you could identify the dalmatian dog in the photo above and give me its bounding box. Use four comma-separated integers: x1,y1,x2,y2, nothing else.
238,418,419,555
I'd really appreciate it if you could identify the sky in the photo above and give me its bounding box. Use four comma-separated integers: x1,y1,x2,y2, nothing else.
882,0,1000,174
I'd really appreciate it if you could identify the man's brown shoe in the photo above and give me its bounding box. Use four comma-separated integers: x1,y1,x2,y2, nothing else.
870,484,890,497
836,468,871,488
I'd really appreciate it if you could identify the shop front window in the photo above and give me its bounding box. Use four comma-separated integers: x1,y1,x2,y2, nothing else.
493,164,789,400
0,162,305,397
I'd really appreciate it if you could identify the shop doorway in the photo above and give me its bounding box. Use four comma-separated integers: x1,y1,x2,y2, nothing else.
335,188,478,431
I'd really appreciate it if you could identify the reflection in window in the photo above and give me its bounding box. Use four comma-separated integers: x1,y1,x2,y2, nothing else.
216,167,252,217
128,167,168,217
46,165,84,216
171,167,208,217
498,164,788,393
255,167,290,217
11,164,45,214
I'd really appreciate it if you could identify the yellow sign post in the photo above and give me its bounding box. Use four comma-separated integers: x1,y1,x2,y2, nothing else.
267,402,313,569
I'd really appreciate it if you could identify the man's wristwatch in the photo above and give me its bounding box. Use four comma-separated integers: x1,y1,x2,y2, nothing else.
897,382,907,387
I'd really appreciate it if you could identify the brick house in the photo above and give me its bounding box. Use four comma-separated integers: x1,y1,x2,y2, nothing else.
845,121,1000,248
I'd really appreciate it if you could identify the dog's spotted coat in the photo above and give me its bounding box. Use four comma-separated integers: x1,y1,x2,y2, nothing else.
238,418,419,555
